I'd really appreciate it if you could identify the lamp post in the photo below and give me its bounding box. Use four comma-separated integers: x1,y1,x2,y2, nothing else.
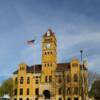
80,50,85,100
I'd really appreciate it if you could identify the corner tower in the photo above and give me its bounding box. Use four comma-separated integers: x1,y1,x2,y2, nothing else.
41,29,57,82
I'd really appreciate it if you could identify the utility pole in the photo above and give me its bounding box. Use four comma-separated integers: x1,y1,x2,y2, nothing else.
80,50,85,100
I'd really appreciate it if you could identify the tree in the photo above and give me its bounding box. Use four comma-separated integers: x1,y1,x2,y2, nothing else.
89,80,100,100
0,78,13,97
88,71,100,90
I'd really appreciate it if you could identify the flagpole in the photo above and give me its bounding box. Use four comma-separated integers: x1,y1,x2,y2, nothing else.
33,43,35,74
27,39,35,74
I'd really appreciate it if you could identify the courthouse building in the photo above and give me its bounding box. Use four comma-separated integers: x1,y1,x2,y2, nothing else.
13,29,88,100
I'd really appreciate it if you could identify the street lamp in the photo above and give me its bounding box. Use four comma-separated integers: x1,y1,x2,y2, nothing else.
80,50,85,100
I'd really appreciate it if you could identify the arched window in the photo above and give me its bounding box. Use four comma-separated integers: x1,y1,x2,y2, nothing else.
20,77,24,84
67,74,71,82
74,74,78,82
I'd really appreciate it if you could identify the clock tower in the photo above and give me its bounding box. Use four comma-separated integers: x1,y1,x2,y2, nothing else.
41,29,57,83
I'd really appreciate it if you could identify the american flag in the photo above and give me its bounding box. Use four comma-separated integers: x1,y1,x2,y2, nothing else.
27,40,35,45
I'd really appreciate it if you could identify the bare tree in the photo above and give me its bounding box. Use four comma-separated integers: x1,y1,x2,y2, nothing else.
88,71,100,90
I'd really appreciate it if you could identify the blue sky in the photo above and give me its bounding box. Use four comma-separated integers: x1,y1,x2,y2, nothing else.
0,0,100,83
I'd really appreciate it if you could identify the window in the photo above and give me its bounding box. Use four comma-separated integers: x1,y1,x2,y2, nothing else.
67,88,71,95
27,77,30,84
58,78,62,83
20,88,23,95
14,98,17,100
35,98,38,100
20,66,24,70
44,52,46,55
74,74,78,82
74,97,78,100
35,79,39,84
20,77,24,84
36,76,38,78
74,87,78,95
59,98,62,100
14,89,17,95
44,64,46,67
49,76,52,82
67,98,71,100
35,88,39,95
50,63,52,67
15,77,18,84
67,75,71,82
59,88,62,95
27,88,30,95
45,76,48,82
26,98,29,100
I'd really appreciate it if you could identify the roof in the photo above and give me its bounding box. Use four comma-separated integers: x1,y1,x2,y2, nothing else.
13,63,87,74
56,63,70,72
13,63,70,74
27,64,41,73
43,29,55,37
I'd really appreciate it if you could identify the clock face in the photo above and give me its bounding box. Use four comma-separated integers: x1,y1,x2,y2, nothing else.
47,31,50,36
46,43,51,48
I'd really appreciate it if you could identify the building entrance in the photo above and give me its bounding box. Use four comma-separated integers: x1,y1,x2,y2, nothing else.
43,90,50,99
74,97,78,100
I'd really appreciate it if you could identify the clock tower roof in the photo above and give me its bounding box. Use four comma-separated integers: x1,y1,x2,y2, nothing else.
43,29,55,37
